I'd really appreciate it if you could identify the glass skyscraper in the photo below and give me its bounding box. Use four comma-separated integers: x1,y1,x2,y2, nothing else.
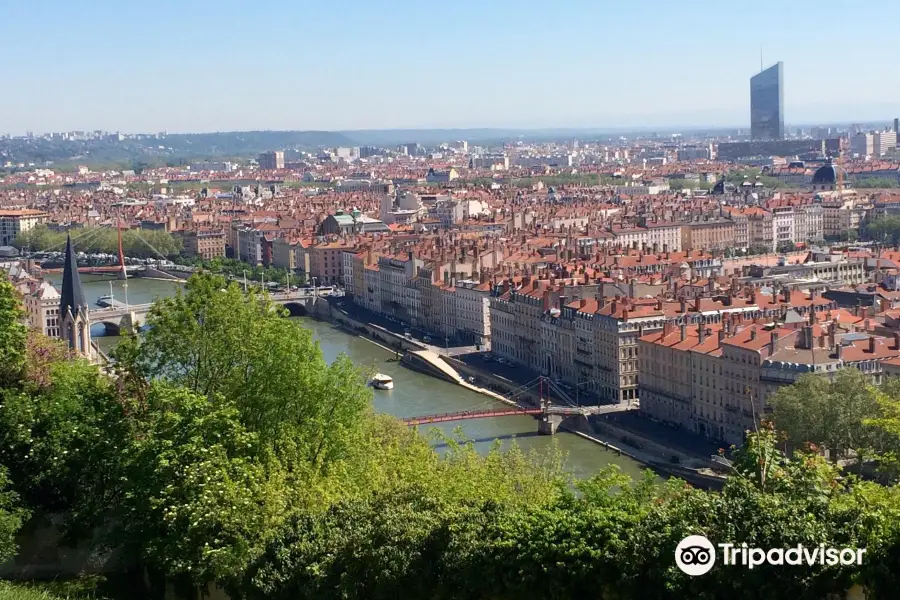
750,61,784,140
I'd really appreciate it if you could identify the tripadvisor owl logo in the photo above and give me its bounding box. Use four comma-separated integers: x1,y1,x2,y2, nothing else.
674,535,867,576
675,535,716,576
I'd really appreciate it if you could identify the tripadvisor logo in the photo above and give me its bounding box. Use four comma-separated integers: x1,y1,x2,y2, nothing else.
675,535,866,576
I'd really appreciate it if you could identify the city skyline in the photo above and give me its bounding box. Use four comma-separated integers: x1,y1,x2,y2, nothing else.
1,0,899,135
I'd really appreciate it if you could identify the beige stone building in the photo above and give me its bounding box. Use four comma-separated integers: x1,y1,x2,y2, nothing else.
0,209,48,246
641,309,900,447
182,228,226,261
24,281,61,338
681,218,735,252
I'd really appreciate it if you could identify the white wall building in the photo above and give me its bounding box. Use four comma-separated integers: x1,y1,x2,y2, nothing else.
24,281,61,338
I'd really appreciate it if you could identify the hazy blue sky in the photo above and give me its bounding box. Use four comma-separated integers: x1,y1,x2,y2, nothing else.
2,0,898,134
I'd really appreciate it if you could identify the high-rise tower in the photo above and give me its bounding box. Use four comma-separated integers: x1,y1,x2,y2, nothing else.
750,62,784,140
59,234,92,357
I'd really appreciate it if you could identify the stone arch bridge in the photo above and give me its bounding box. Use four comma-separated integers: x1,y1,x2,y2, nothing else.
89,291,325,335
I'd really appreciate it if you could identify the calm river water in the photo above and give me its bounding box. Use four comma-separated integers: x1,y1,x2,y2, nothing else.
48,274,647,481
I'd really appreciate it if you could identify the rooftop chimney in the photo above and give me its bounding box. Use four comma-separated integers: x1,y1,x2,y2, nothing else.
801,325,814,350
750,327,757,341
698,323,706,343
680,323,687,341
869,336,877,354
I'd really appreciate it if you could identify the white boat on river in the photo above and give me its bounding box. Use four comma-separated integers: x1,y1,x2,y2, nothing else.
371,373,394,390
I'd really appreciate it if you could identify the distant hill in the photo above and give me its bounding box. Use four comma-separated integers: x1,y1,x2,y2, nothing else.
165,130,356,153
0,130,356,169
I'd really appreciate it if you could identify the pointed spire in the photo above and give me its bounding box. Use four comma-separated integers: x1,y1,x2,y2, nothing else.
59,234,87,318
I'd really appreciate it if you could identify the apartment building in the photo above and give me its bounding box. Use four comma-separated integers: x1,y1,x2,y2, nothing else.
0,209,48,246
24,281,61,338
375,253,424,327
772,206,795,249
182,228,226,260
850,133,874,157
272,237,299,272
821,199,866,239
490,278,587,373
746,255,866,287
236,225,277,266
681,217,734,252
491,282,837,406
640,307,900,446
874,130,898,158
452,277,492,347
360,263,383,315
258,151,284,170
793,204,824,244
723,207,773,250
606,221,683,253
302,241,353,285
748,208,774,250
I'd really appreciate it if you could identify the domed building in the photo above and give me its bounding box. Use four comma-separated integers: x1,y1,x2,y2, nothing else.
810,162,845,191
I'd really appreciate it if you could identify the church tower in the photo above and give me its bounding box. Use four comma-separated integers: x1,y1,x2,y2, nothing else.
59,234,92,358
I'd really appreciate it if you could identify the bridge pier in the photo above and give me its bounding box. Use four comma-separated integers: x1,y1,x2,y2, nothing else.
538,414,563,435
119,312,136,335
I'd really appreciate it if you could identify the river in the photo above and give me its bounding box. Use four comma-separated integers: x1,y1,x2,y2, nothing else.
47,274,648,481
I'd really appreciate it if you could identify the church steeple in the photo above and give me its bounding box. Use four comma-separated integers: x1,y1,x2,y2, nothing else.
59,234,92,357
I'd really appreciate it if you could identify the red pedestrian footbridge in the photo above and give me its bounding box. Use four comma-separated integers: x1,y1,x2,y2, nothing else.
402,407,543,426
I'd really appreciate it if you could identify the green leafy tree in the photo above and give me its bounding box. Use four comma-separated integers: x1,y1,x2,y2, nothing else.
770,370,882,463
0,466,28,565
119,273,371,473
866,216,900,245
0,357,128,525
12,225,182,259
117,383,289,595
856,178,899,189
0,277,27,386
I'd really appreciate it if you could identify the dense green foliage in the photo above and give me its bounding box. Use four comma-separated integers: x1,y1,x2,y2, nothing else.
865,216,900,245
0,273,565,596
0,582,63,600
0,279,27,386
173,257,302,287
9,273,900,598
13,226,182,259
726,168,797,189
771,370,886,465
856,178,899,189
238,425,900,600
